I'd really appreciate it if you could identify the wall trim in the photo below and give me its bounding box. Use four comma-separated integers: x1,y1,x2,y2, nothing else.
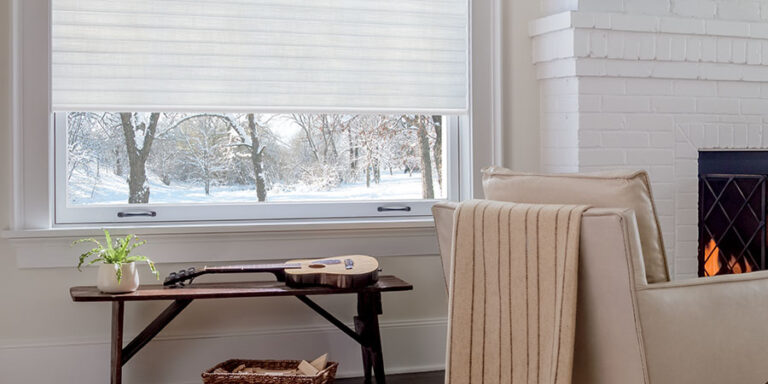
466,0,504,198
531,11,768,84
492,0,504,168
0,317,447,351
10,0,23,231
0,317,448,383
6,223,439,268
535,57,768,82
530,10,768,40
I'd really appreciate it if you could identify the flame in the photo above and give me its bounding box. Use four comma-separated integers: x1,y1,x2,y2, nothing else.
704,238,720,276
730,254,753,274
704,238,753,276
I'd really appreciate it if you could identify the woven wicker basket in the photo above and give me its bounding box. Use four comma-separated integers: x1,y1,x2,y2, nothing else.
202,359,338,384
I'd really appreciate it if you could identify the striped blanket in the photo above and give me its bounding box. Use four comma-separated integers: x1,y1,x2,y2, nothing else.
446,200,588,384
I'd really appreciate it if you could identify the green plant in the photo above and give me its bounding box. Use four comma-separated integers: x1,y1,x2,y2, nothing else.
74,229,159,282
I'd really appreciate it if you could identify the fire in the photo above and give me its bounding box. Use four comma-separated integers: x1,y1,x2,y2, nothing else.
704,238,753,276
704,238,720,276
731,254,753,274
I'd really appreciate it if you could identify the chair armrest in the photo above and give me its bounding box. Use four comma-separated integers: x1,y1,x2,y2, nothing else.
574,208,648,384
640,269,768,290
636,272,768,383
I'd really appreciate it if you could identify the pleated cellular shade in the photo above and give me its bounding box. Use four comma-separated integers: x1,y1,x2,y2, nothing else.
51,0,469,114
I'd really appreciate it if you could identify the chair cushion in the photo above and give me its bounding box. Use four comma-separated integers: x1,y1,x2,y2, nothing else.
482,167,669,283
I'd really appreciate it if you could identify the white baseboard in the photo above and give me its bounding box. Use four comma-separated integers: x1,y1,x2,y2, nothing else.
0,318,447,384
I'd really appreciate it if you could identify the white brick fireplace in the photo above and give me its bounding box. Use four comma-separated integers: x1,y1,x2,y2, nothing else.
530,1,768,279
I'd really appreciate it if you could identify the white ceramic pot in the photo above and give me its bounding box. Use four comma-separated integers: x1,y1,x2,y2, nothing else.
97,263,140,293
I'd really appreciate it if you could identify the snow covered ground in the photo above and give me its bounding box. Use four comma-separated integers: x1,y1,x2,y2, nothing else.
67,169,435,205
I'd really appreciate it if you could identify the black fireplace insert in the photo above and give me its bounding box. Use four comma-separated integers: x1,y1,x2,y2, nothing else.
698,150,768,277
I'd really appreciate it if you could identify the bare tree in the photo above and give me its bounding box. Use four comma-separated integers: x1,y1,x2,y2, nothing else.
176,116,234,195
416,116,434,199
66,112,92,181
202,113,272,202
400,115,434,198
432,115,443,193
348,127,359,178
291,114,321,162
246,114,267,202
290,114,350,165
120,112,160,203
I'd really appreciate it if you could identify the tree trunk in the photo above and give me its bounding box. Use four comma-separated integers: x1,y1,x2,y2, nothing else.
114,146,123,176
348,129,357,174
247,114,267,202
120,113,159,204
417,117,434,199
366,166,371,188
432,115,443,192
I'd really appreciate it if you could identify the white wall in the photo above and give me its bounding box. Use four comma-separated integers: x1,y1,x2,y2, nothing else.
503,0,543,172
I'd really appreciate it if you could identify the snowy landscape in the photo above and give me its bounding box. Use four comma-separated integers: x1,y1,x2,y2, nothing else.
66,112,445,206
68,167,427,205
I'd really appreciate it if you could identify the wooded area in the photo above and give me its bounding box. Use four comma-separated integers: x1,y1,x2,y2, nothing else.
67,112,446,204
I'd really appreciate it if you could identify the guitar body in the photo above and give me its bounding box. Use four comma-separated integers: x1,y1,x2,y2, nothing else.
285,255,380,289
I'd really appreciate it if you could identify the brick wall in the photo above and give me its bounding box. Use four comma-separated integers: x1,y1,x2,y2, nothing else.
531,6,768,279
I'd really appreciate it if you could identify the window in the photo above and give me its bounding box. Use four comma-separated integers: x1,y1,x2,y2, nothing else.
49,0,468,224
10,0,499,231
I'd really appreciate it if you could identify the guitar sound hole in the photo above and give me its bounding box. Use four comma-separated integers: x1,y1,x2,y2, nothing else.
309,264,326,269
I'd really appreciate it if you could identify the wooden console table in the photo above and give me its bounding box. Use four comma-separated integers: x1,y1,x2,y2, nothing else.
70,275,412,384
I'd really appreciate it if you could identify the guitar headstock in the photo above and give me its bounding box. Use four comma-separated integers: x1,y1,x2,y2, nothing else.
163,267,201,288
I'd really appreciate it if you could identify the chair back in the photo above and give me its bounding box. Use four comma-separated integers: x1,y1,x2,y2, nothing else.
482,167,669,284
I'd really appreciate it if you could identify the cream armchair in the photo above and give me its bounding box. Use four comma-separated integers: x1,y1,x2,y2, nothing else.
433,168,768,384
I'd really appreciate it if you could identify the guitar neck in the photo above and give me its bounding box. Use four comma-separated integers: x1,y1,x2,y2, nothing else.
204,263,301,274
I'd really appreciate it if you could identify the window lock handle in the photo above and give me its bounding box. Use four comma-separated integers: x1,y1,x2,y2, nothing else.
377,206,412,212
117,210,157,218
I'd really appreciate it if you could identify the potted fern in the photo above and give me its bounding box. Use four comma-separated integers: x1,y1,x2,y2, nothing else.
74,229,159,293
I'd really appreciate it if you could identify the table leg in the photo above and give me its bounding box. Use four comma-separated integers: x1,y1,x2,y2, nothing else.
354,314,372,384
122,299,192,365
111,301,124,384
355,292,385,384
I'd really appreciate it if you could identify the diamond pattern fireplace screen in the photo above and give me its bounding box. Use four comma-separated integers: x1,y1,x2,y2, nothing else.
699,174,766,276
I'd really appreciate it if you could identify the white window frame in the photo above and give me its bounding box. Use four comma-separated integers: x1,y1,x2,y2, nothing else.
5,0,502,266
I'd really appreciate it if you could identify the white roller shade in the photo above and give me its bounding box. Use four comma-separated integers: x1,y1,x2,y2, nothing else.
51,0,469,114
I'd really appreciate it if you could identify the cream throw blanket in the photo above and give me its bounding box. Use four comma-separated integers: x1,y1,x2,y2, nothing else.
446,200,588,384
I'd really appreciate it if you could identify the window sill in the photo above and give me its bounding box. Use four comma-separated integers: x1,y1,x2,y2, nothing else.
3,217,439,269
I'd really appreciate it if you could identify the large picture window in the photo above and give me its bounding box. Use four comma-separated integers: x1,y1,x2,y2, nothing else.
11,0,507,235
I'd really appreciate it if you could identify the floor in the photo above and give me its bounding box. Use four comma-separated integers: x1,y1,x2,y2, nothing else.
336,371,444,384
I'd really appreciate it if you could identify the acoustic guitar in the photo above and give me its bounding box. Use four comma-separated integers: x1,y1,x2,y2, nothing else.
163,255,379,289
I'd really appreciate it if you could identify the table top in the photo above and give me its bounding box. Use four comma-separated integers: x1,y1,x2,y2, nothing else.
70,275,412,302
